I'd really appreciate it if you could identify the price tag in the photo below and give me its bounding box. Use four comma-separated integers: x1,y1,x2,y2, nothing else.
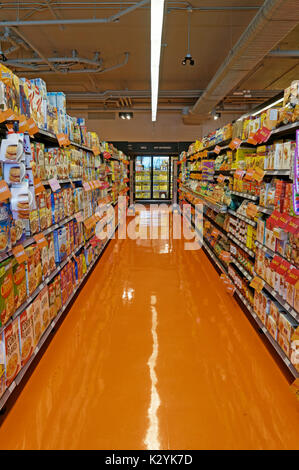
244,168,255,181
0,180,11,201
18,114,29,133
250,276,265,293
220,251,231,263
234,169,246,180
49,178,61,192
214,145,221,154
33,177,46,195
56,133,70,147
253,167,265,183
246,203,258,218
247,132,258,145
92,146,100,156
229,138,242,150
0,109,15,123
33,233,48,249
12,244,28,264
211,228,220,238
226,284,236,296
27,117,39,136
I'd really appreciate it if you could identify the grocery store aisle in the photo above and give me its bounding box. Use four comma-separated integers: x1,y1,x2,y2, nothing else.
0,209,298,450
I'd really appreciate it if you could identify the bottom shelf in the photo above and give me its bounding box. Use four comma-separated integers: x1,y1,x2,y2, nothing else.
0,224,118,411
181,209,299,380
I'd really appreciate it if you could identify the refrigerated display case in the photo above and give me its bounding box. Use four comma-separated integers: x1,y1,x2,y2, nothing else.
134,156,173,201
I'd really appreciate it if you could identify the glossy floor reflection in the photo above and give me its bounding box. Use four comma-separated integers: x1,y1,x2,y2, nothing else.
0,210,298,449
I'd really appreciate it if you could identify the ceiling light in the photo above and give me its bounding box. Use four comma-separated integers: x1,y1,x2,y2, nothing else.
211,109,221,120
251,97,283,116
119,112,133,120
151,0,165,122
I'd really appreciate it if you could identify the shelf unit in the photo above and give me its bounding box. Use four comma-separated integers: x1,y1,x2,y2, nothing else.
181,210,299,380
228,209,257,227
0,223,118,412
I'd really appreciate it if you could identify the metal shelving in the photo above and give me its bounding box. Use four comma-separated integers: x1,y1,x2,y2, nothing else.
228,209,257,227
227,233,255,258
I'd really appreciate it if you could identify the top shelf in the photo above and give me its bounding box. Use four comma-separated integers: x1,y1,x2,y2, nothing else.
186,121,299,159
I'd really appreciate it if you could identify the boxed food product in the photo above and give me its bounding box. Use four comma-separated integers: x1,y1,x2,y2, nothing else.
0,202,12,253
54,275,62,313
37,193,47,232
285,267,299,308
32,295,42,347
18,308,34,367
25,246,36,296
33,244,42,288
60,267,68,305
0,259,15,327
39,286,50,334
53,227,67,263
277,331,291,358
269,301,285,324
266,315,278,340
13,259,27,310
0,333,5,397
48,281,56,320
40,239,49,278
47,232,56,272
278,312,298,342
4,318,21,388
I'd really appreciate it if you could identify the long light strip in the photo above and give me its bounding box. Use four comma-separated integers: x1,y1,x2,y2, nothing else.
151,0,165,122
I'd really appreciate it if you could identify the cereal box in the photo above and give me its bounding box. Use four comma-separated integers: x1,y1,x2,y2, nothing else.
277,331,291,358
47,232,56,273
0,259,15,326
0,202,11,253
13,259,27,310
54,276,62,313
32,295,42,347
39,286,50,334
48,281,56,320
4,318,21,388
60,267,68,305
266,315,277,340
278,312,298,342
18,308,34,367
0,332,6,397
40,240,49,279
25,246,36,296
37,193,48,232
33,244,42,288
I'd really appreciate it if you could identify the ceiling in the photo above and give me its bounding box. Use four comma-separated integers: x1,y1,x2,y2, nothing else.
0,0,298,124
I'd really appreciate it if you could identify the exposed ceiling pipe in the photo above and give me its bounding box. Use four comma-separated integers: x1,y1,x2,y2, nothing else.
5,55,104,67
44,0,65,31
0,0,150,26
188,0,299,122
3,45,20,55
18,52,130,74
9,26,60,73
267,49,299,57
65,89,204,99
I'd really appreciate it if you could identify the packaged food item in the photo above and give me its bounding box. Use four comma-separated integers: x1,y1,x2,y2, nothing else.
18,308,34,367
32,295,42,347
278,313,298,342
266,315,277,340
0,259,15,326
39,286,50,333
53,227,67,263
37,193,47,232
277,331,291,358
60,267,68,305
0,202,11,253
4,318,21,387
0,332,6,397
48,281,56,320
54,276,62,313
33,244,42,288
13,259,27,310
40,239,49,279
47,232,56,272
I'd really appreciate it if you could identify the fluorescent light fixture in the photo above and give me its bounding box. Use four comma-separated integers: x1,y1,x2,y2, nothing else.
151,0,165,122
251,97,283,116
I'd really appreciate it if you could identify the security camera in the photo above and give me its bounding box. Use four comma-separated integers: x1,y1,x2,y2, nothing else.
181,53,194,66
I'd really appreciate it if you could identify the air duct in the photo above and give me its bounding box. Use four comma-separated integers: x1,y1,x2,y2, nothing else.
188,0,299,123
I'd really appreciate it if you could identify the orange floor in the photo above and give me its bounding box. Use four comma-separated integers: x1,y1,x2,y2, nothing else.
0,210,298,449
